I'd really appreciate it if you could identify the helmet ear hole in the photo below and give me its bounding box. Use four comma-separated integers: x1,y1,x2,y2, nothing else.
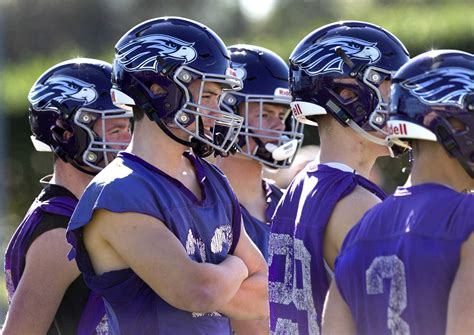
51,125,74,146
334,87,358,103
446,116,467,134
148,83,168,97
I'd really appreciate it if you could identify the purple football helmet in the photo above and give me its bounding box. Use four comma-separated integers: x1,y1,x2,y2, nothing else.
28,58,132,173
387,50,474,178
111,16,244,157
289,21,409,146
220,44,304,168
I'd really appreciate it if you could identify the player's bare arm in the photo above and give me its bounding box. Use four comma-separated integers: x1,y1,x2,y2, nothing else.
217,222,268,320
2,228,80,335
446,232,474,334
322,281,356,334
324,185,382,269
84,209,248,313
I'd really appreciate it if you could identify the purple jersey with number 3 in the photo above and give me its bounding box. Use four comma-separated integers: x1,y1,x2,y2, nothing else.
268,163,386,334
67,152,241,335
335,184,474,335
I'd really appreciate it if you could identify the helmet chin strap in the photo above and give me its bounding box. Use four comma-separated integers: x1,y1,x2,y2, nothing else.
70,160,98,176
152,112,216,158
248,129,297,162
53,146,98,176
347,119,389,146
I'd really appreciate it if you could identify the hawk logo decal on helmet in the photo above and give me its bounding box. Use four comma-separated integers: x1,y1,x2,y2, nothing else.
292,37,381,75
116,34,197,72
28,75,98,111
402,68,474,107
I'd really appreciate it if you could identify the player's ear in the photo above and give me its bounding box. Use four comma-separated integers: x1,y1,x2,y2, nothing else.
447,116,466,133
150,83,167,96
336,87,358,102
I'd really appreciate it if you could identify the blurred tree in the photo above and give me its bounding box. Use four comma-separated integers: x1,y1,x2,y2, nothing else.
2,0,248,62
4,0,109,61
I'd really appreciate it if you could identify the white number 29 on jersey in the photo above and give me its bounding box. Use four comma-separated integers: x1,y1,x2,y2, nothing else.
268,233,319,335
366,255,410,335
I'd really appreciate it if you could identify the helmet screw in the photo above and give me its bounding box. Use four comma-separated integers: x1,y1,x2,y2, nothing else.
226,95,236,104
371,73,381,82
81,113,91,123
356,106,365,115
468,103,474,111
86,152,97,162
177,112,189,124
164,103,172,110
375,115,384,124
179,70,192,83
182,72,191,81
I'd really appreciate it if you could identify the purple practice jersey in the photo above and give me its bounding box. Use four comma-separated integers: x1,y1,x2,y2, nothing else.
4,184,107,335
335,183,474,335
241,180,283,260
67,152,242,335
268,163,386,334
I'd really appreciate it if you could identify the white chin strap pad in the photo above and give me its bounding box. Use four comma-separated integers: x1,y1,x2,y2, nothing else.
31,136,52,152
290,101,326,126
265,139,299,161
111,88,135,111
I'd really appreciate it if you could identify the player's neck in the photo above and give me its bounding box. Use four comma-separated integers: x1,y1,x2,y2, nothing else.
410,145,473,192
318,125,384,179
128,118,189,174
216,154,265,201
50,161,94,199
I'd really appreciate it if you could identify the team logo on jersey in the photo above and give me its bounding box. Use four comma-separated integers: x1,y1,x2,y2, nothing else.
402,68,474,107
28,75,98,111
116,34,197,72
231,62,247,81
292,37,381,75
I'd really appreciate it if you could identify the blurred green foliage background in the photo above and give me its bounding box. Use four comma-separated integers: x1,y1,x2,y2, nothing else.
0,0,473,321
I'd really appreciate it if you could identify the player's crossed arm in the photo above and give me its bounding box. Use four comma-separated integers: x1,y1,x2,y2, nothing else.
217,221,269,320
84,209,249,313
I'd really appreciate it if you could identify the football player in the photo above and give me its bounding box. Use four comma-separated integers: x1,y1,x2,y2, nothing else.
3,58,132,335
66,17,268,334
217,44,304,334
324,50,474,335
267,21,410,334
